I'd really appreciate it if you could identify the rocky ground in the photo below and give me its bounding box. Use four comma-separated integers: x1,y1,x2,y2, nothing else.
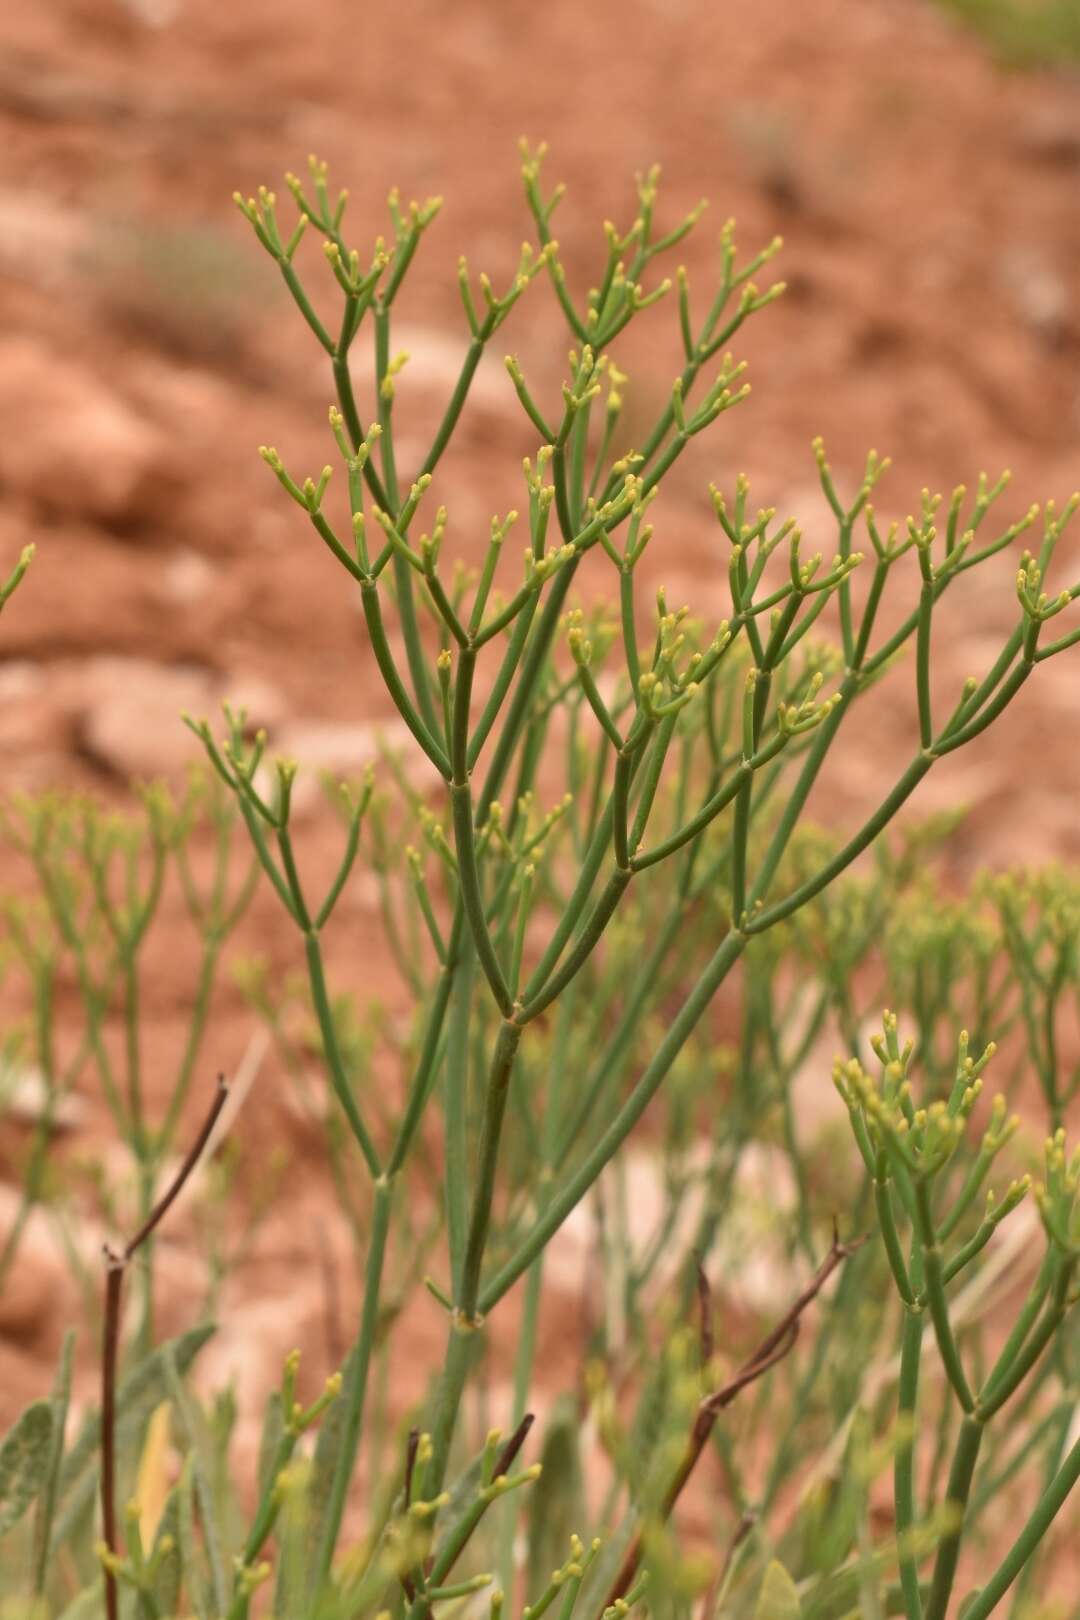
1,0,1079,1587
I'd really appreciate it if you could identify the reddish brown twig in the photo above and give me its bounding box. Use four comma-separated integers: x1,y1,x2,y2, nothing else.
493,1411,535,1480
695,1255,714,1367
100,1075,230,1620
604,1226,868,1611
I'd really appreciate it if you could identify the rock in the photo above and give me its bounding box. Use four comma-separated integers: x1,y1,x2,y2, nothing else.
1014,103,1080,167
343,322,509,429
74,657,214,779
1,1063,86,1132
268,717,438,811
71,657,285,781
0,1340,51,1434
0,1189,76,1344
156,548,215,607
0,189,89,288
998,247,1069,347
0,338,171,523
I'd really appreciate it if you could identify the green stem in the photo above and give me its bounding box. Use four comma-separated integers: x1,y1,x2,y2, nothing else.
359,582,450,778
977,1254,1053,1409
426,1312,478,1495
961,1433,1080,1620
313,1174,393,1585
460,1020,523,1319
479,928,747,1313
304,931,381,1177
443,940,474,1297
896,1309,924,1620
747,753,933,935
876,1172,915,1306
155,938,220,1155
977,1261,1073,1421
923,1417,983,1620
913,1178,974,1413
519,870,630,1025
387,922,462,1179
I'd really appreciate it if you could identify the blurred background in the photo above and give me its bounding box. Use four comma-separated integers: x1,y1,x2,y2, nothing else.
1,0,1079,1494
1,0,1079,850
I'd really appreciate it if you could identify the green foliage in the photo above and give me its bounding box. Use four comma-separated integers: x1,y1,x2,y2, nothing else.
2,143,1080,1620
0,1402,54,1541
932,0,1080,67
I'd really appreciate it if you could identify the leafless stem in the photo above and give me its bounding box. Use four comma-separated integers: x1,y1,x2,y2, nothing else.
100,1075,229,1620
604,1227,868,1610
696,1255,714,1367
493,1411,535,1479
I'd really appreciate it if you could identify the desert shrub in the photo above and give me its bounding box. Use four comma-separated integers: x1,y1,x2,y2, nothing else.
0,147,1078,1620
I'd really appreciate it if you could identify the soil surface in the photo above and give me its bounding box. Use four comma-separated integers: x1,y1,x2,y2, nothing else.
1,0,1079,1594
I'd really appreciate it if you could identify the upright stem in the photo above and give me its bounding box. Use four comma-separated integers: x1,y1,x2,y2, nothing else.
479,928,747,1315
923,1416,983,1620
460,1020,523,1320
896,1308,925,1620
313,1174,393,1587
960,1432,1080,1620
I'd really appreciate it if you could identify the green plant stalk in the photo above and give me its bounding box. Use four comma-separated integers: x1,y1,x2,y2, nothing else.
359,581,451,778
443,938,475,1297
497,1188,548,1599
304,931,381,1177
451,787,511,1015
522,801,616,1000
479,927,747,1314
913,1178,974,1412
923,1414,983,1620
155,938,221,1156
211,158,1080,1608
977,1260,1075,1419
496,991,573,1594
976,1254,1054,1408
467,595,541,769
554,903,684,1168
460,1018,524,1320
968,1401,1069,1523
1001,1401,1073,1620
756,752,938,933
959,1430,1080,1620
424,1316,478,1498
896,1308,925,1620
409,576,600,1491
313,1173,393,1587
521,870,631,1025
122,957,148,1162
376,318,441,740
426,1009,532,1488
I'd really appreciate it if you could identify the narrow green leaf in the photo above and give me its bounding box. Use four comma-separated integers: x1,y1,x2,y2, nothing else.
55,1322,215,1518
54,1586,105,1620
526,1394,585,1599
33,1327,75,1592
754,1559,802,1620
162,1342,228,1614
151,1486,182,1614
257,1388,286,1503
0,1399,54,1540
178,1452,212,1620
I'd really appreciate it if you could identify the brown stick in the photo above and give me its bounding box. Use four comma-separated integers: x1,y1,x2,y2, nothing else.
493,1411,535,1480
696,1255,714,1367
603,1226,868,1611
100,1075,230,1620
